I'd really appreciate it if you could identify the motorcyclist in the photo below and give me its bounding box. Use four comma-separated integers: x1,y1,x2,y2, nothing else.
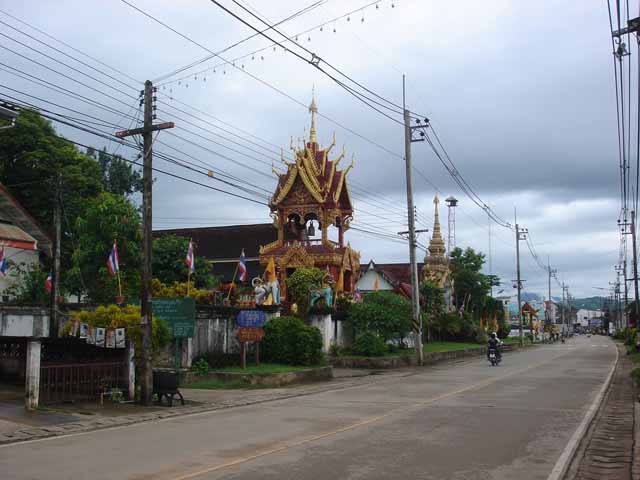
487,332,502,361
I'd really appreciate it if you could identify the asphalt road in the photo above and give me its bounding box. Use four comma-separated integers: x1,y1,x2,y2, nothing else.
0,336,616,480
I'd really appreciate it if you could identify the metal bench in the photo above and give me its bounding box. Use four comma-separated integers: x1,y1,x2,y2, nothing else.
152,370,184,407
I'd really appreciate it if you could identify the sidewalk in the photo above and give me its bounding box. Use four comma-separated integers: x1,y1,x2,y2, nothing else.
567,343,638,480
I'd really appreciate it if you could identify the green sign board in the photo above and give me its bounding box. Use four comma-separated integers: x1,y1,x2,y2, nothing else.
151,298,196,338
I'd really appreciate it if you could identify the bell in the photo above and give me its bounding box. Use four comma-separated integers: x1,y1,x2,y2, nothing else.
307,223,316,237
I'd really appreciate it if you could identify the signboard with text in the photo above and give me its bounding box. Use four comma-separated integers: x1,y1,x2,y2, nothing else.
236,310,267,328
151,298,196,338
236,327,265,343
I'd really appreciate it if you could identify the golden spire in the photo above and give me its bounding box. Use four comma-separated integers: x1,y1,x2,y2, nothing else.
309,87,318,144
428,194,446,258
433,195,441,239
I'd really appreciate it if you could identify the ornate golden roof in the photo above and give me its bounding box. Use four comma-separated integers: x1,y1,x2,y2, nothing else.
271,95,354,210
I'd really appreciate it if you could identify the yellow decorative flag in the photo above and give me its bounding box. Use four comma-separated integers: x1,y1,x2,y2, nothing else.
265,256,276,283
373,274,379,291
337,269,344,293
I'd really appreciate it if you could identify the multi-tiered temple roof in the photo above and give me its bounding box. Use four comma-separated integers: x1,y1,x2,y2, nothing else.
259,93,360,297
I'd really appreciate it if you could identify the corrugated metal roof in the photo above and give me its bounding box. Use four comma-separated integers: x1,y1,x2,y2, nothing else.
0,222,37,246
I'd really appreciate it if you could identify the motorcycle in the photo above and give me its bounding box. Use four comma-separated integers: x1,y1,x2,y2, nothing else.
488,347,501,366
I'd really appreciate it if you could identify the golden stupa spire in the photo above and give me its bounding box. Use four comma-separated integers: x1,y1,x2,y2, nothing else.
432,195,442,239
309,86,318,144
428,194,446,258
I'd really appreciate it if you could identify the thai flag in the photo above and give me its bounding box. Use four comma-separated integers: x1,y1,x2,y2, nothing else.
238,249,247,282
0,247,6,276
45,271,52,293
107,242,119,276
185,240,195,273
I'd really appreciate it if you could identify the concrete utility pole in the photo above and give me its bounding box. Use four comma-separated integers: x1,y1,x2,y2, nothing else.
631,211,639,328
116,80,174,405
514,213,527,347
50,175,61,338
402,75,423,366
561,283,569,335
547,256,556,325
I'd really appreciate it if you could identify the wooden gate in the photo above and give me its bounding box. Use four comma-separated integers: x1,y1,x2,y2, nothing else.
39,338,128,404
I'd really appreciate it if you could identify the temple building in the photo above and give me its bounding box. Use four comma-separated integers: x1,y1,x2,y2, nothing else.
259,94,360,301
422,195,451,289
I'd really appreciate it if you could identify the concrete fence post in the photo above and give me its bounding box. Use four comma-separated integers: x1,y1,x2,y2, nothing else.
25,340,41,410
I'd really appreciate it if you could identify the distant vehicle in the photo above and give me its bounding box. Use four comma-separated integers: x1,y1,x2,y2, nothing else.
488,348,500,366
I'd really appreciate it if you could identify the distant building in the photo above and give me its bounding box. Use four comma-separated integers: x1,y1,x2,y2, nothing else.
356,260,424,298
576,309,602,328
153,223,277,283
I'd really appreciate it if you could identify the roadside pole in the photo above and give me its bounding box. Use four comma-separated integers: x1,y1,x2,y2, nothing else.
116,80,174,405
51,174,61,338
402,75,423,366
631,211,639,329
514,215,527,347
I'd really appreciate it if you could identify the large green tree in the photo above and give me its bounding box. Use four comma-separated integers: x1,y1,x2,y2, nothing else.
0,110,145,299
0,110,104,233
420,281,446,341
347,291,412,344
152,234,217,289
449,247,500,319
86,147,142,197
71,192,142,303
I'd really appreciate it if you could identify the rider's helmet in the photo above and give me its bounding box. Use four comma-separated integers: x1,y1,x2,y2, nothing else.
490,332,497,339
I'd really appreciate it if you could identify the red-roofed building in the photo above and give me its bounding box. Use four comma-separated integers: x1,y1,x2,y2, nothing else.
356,260,424,299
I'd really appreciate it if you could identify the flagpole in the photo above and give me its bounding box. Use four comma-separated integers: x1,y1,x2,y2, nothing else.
187,238,192,297
226,261,240,302
114,239,122,298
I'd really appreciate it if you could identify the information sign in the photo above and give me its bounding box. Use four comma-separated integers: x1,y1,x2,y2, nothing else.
236,310,267,328
151,298,196,338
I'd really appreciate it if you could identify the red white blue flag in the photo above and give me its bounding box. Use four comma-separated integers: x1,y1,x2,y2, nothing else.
238,249,247,282
107,241,119,276
0,247,6,276
185,240,195,273
45,271,52,293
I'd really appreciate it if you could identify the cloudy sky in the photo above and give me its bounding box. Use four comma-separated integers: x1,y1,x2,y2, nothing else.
1,0,624,299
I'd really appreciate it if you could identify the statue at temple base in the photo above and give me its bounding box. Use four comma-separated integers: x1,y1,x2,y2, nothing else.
309,272,334,308
252,277,270,306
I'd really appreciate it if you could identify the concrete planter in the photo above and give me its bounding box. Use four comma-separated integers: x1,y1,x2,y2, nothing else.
331,343,524,369
184,366,333,387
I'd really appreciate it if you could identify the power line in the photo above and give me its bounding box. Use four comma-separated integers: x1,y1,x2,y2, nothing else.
0,8,141,84
153,0,329,83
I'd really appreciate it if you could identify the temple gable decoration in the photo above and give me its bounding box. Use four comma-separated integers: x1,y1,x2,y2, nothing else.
259,92,360,299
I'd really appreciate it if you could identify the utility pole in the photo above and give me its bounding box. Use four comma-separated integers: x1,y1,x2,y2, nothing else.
50,175,62,338
402,75,423,366
488,206,493,297
561,283,570,335
514,209,527,347
547,256,556,326
631,211,639,329
116,80,174,405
